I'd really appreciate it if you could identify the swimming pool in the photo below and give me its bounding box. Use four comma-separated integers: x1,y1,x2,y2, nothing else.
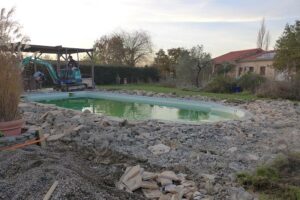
25,91,246,123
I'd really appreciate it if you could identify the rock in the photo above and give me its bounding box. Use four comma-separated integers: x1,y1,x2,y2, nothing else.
142,189,163,199
119,119,129,127
157,177,173,186
101,120,111,127
73,125,84,132
228,147,238,153
231,187,254,200
159,171,179,181
117,165,143,192
159,194,173,200
142,171,158,181
71,115,81,119
47,133,65,141
148,144,170,155
202,174,216,181
141,181,159,189
247,154,259,161
205,181,214,195
164,184,177,193
83,109,91,114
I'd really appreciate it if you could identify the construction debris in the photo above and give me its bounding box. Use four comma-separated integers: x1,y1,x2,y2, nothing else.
117,165,200,200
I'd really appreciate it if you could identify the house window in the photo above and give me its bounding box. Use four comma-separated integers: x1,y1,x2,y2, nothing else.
249,67,254,73
260,66,266,76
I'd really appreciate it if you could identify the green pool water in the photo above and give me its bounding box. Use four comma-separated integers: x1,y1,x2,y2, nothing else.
38,97,235,123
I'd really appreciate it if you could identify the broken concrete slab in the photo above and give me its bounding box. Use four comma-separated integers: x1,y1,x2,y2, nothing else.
142,189,163,199
142,171,158,181
141,181,159,189
159,171,179,181
157,177,173,186
118,165,143,192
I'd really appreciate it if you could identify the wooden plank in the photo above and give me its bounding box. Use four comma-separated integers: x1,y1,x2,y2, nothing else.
43,181,58,200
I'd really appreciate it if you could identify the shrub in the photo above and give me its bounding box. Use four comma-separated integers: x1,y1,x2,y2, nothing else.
0,52,23,122
256,74,300,100
236,73,266,93
204,76,236,93
237,152,300,200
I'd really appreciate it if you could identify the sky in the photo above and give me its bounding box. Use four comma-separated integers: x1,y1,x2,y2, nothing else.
1,0,299,57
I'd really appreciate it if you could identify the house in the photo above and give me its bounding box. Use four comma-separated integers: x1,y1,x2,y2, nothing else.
213,48,285,80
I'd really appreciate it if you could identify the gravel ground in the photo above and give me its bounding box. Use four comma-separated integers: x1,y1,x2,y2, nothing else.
0,90,299,200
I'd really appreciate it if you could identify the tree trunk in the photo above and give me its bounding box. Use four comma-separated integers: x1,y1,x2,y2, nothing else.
196,68,201,88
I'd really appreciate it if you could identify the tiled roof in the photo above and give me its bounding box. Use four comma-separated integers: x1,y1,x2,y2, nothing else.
213,48,264,64
239,50,276,62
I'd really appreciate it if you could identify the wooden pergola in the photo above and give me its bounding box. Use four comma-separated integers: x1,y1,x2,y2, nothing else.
19,44,95,87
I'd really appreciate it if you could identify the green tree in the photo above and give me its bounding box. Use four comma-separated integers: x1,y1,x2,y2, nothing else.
168,47,189,77
274,20,300,72
154,49,170,76
190,45,212,87
175,45,212,87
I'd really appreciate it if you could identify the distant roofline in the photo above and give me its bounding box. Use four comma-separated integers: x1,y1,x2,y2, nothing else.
213,48,263,60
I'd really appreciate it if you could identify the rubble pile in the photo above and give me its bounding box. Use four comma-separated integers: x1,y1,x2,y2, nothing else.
117,165,202,200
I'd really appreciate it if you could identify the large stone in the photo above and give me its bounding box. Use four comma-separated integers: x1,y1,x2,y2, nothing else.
148,144,170,155
142,171,158,181
141,181,159,189
118,165,143,192
142,189,163,199
159,194,173,200
164,184,177,193
159,171,179,181
157,177,173,186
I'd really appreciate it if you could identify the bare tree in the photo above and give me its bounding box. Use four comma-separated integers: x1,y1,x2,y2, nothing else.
257,18,271,50
94,35,125,65
190,45,212,87
119,30,152,66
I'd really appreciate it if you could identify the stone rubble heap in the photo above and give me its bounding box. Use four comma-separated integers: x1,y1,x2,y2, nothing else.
117,165,202,200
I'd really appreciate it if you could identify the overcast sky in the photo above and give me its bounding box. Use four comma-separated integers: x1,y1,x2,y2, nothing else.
2,0,299,57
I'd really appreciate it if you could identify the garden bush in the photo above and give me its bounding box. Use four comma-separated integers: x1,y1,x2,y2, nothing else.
236,73,266,93
256,73,300,100
237,152,300,200
204,76,236,93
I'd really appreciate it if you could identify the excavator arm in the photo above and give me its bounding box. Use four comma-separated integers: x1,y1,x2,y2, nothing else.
22,57,60,85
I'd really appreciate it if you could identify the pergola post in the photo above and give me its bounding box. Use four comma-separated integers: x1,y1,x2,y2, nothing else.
91,51,95,88
57,53,61,74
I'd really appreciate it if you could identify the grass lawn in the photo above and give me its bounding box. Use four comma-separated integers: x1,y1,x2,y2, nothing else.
97,83,259,101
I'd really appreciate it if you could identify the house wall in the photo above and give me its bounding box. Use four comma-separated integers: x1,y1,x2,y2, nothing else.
236,60,276,79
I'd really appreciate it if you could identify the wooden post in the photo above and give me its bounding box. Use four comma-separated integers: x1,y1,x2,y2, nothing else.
37,129,47,148
91,51,95,88
43,181,58,200
87,51,95,88
57,53,61,75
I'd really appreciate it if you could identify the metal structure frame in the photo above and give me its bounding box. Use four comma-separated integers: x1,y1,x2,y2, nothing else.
19,44,95,88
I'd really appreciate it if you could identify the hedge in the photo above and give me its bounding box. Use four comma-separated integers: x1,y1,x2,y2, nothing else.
25,62,160,86
80,64,160,85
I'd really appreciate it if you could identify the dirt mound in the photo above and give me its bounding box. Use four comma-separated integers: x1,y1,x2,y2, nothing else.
0,144,145,200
